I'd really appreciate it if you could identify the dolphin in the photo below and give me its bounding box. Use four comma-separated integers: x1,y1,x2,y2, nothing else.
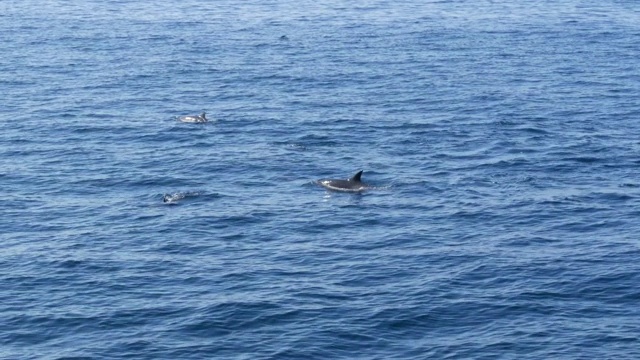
163,193,185,204
162,191,203,204
178,112,207,123
317,170,369,192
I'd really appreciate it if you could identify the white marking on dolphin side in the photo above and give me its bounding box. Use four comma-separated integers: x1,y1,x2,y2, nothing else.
317,170,369,192
178,112,208,123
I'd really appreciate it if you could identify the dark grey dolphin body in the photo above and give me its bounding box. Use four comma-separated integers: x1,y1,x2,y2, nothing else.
318,170,368,192
178,112,207,123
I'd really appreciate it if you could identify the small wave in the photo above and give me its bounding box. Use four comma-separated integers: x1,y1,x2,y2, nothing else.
271,141,308,151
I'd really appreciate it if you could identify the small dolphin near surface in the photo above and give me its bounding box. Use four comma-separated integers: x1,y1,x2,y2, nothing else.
317,170,369,192
162,191,217,205
178,112,208,123
163,193,186,204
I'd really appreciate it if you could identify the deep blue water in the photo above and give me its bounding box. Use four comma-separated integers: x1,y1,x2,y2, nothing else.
2,1,640,359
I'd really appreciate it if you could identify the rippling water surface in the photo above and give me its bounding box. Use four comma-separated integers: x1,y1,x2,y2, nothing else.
2,1,640,359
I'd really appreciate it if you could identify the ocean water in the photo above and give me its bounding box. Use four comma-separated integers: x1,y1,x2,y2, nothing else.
2,0,640,358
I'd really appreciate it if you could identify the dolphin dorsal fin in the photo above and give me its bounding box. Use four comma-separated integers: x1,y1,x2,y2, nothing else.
349,170,363,182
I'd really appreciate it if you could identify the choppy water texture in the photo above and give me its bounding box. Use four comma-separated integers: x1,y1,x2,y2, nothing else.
2,1,640,359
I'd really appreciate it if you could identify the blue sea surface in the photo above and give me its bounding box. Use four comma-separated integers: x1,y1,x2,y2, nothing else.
2,1,640,359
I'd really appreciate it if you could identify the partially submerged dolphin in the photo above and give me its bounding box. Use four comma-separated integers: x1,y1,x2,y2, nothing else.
178,112,207,123
318,170,369,192
162,191,204,204
163,193,186,204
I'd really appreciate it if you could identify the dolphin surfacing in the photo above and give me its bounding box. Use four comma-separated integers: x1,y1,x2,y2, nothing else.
178,112,208,123
317,170,368,192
